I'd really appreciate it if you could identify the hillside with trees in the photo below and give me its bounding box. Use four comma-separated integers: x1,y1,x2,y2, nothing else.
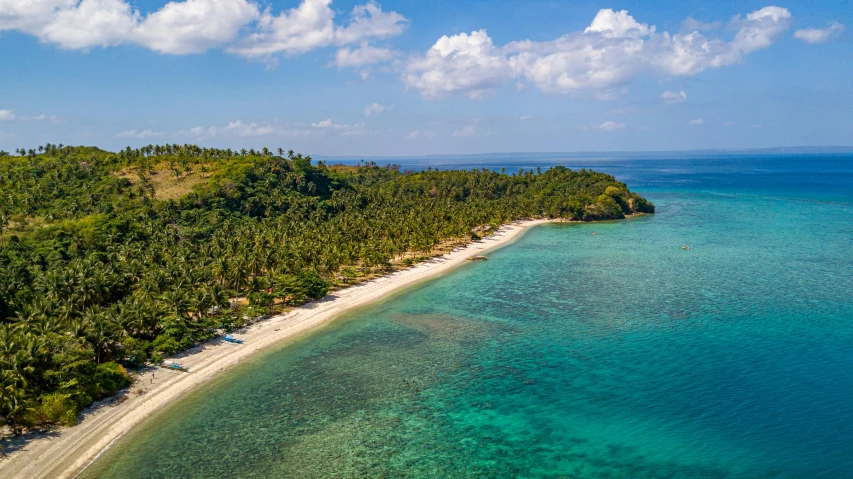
0,144,653,434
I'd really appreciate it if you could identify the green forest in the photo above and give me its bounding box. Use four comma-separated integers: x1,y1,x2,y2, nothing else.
0,144,653,434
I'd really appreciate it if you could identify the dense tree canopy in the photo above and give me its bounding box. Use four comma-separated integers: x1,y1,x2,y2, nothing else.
0,144,653,434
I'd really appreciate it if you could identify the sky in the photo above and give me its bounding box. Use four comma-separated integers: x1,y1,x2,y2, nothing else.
0,0,850,156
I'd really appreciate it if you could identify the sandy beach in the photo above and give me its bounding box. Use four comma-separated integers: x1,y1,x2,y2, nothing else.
0,218,551,479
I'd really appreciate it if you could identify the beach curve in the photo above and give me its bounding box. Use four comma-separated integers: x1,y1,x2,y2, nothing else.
0,219,551,479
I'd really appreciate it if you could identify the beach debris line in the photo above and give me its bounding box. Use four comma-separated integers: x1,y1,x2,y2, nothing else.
223,334,244,344
466,255,488,261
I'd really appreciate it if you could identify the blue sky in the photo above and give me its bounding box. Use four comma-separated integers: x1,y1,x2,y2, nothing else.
0,0,850,155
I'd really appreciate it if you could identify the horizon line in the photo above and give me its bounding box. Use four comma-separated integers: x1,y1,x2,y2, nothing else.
311,145,853,160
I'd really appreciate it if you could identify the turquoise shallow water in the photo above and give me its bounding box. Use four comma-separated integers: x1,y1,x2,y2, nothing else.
82,157,853,478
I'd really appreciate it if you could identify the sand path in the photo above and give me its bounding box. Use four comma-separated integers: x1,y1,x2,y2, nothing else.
0,219,551,479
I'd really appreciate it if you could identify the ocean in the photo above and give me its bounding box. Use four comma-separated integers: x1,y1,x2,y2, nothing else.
81,155,853,478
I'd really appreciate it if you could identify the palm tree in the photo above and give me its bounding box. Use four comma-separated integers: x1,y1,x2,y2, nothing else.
208,285,229,311
0,375,29,435
192,289,211,320
84,309,118,363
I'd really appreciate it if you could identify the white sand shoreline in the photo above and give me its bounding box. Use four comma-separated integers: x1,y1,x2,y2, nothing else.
0,218,552,479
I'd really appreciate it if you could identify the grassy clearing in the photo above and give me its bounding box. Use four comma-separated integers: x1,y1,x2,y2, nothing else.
116,164,211,201
0,216,48,239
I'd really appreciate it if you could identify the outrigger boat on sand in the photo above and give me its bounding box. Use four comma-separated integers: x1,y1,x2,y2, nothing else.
161,361,189,372
224,334,244,344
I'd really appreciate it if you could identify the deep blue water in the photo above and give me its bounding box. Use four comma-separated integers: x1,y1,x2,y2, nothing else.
83,155,853,478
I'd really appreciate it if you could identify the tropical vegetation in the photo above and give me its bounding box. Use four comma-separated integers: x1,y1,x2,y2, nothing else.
0,144,653,434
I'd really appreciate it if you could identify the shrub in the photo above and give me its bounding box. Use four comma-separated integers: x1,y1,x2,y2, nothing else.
159,315,189,341
245,305,270,318
604,185,623,197
339,266,358,282
120,336,151,366
217,312,245,331
629,193,655,213
26,393,79,427
589,195,625,219
298,270,330,300
93,362,131,397
152,334,182,355
272,274,306,305
248,291,274,307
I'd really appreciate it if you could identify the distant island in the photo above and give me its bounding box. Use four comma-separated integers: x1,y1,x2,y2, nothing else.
0,144,653,435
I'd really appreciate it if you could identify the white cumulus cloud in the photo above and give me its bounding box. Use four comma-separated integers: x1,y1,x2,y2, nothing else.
0,0,257,52
222,120,275,137
334,1,407,45
310,118,362,132
134,0,260,54
584,8,653,38
404,30,514,100
405,6,792,99
116,129,164,139
794,21,844,44
451,122,491,137
594,120,626,131
405,129,434,140
363,103,392,117
0,0,407,62
228,0,407,62
0,109,63,122
184,120,322,138
661,90,687,103
335,42,396,69
689,118,704,126
38,0,137,49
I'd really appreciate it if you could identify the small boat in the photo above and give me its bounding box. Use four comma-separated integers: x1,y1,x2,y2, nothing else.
224,334,244,344
162,361,189,372
466,255,488,261
681,245,690,250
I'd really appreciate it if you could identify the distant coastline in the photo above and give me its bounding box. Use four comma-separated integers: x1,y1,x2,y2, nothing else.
313,146,853,164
